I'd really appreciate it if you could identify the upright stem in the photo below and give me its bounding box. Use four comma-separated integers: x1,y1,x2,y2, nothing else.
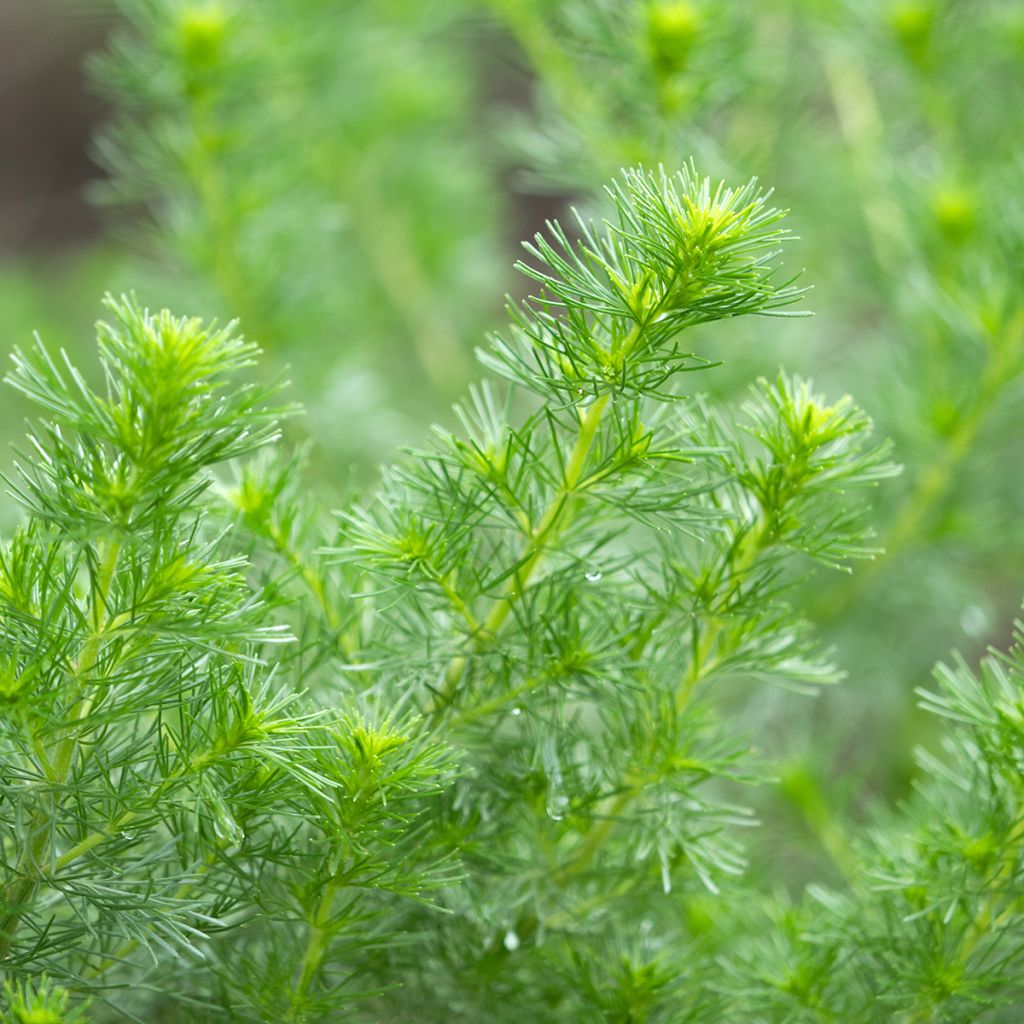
821,45,912,279
423,272,668,719
0,540,120,960
347,172,470,390
290,878,341,1018
52,726,266,877
485,0,624,170
264,520,363,663
484,390,611,644
814,310,1023,625
427,391,611,717
557,517,774,885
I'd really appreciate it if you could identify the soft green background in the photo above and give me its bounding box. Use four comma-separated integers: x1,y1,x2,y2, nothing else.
2,0,1023,885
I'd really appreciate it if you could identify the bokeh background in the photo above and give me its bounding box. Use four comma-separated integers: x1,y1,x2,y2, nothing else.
0,1,114,434
2,0,1023,885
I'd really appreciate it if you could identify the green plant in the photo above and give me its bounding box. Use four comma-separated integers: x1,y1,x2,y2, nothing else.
87,2,1024,833
485,0,1024,878
9,163,1019,1022
90,0,506,468
3,1,1022,1017
0,297,452,1021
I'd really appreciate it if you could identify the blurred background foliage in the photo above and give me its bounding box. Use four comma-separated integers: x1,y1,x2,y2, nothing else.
1,0,1022,891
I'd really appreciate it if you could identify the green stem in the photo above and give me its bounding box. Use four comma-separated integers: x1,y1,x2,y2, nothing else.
432,567,481,637
291,878,341,1015
485,0,631,172
815,311,1023,625
51,728,258,876
921,814,1024,1021
780,765,862,887
0,540,120,960
1,695,254,964
187,92,253,333
54,810,139,872
427,390,611,717
451,670,549,728
487,0,592,115
84,855,218,979
557,517,774,884
347,172,469,391
556,786,637,886
821,44,912,279
265,520,362,663
483,390,610,644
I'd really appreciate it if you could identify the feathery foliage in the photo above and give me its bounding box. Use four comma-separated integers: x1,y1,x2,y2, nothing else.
0,299,453,1021
3,164,899,1020
484,0,1024,910
89,0,505,467
4,1,1023,1018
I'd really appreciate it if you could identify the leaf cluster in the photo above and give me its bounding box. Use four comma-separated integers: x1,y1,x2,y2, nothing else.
4,161,1022,1023
0,300,451,1022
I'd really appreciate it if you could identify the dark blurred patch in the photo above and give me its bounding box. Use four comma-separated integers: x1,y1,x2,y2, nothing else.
464,17,571,236
0,0,111,255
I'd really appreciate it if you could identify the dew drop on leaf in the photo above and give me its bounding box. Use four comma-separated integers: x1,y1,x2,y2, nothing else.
584,570,602,582
546,793,569,821
503,929,520,952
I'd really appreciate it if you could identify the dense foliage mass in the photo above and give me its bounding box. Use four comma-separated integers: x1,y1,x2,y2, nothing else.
3,164,1022,1022
2,1,1023,1021
81,0,1024,808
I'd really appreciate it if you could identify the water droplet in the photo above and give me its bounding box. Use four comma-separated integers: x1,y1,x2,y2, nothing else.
960,604,989,639
503,929,520,952
544,746,568,821
661,859,672,894
584,571,602,583
214,815,245,846
510,706,522,717
546,793,569,821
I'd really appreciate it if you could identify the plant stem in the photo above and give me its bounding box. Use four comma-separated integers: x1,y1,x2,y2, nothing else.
482,391,611,644
290,878,341,1017
187,90,256,338
264,519,368,667
427,390,612,717
814,310,1023,625
932,814,1024,1013
557,516,774,885
347,172,469,391
1,671,260,963
0,540,120,960
781,765,862,887
451,670,549,728
85,855,218,979
821,45,912,279
485,0,629,173
269,522,342,632
50,728,260,876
